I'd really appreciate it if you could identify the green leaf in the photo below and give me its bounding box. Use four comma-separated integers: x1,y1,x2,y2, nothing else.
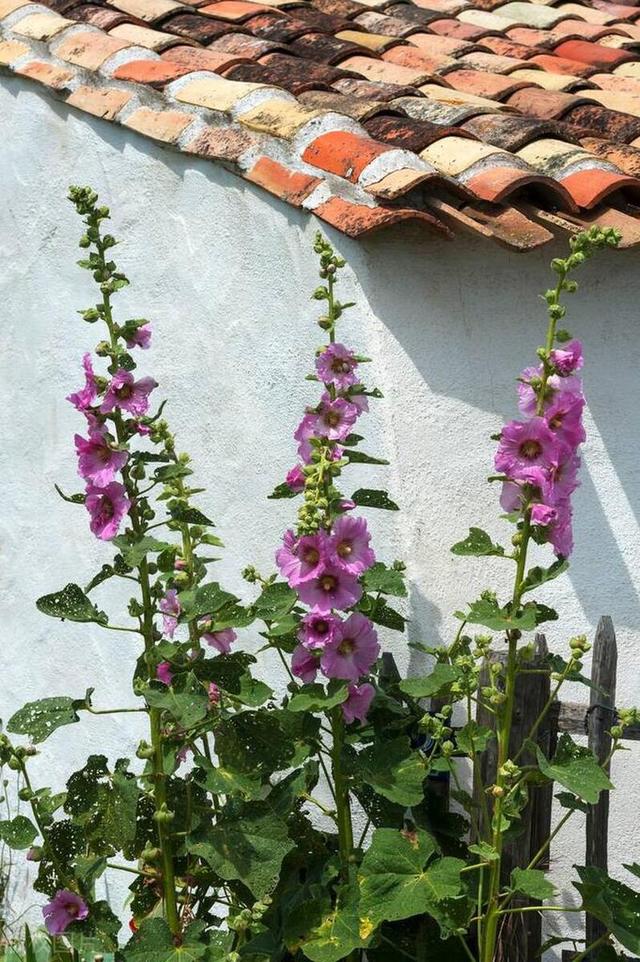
112,536,173,568
547,654,596,689
536,734,613,804
351,489,399,511
362,563,407,598
54,484,85,505
179,583,239,621
399,664,461,699
0,815,37,849
288,683,349,713
574,866,640,953
123,919,208,962
235,673,274,708
456,721,494,756
345,451,389,466
170,504,214,526
555,791,589,814
144,672,209,729
187,803,294,897
357,737,427,807
456,596,542,633
36,583,108,625
359,828,467,935
253,582,297,621
154,464,193,482
509,868,556,901
468,842,499,862
301,885,371,962
64,756,139,855
451,528,505,558
8,696,82,743
195,756,263,801
520,558,569,595
268,482,299,500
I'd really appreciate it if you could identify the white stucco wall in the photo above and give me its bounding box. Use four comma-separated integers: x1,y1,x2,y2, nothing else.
1,75,640,957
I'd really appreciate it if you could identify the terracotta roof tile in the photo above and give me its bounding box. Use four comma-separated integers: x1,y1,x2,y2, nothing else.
6,0,640,249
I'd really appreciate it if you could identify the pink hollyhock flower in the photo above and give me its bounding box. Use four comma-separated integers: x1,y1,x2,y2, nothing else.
156,661,173,685
339,499,356,512
499,466,547,513
67,353,98,412
531,503,558,526
316,343,359,390
294,414,317,464
299,611,342,650
286,464,306,493
495,418,561,479
291,644,319,683
348,392,369,415
135,422,151,437
177,744,192,766
545,392,585,448
74,429,128,488
329,515,375,576
547,453,581,503
321,613,379,682
296,565,362,614
208,682,221,706
276,530,327,587
518,366,582,417
101,370,157,417
314,397,359,443
43,891,89,935
126,325,152,350
342,683,375,725
548,501,574,557
85,481,130,540
200,623,237,654
159,589,181,639
550,339,583,376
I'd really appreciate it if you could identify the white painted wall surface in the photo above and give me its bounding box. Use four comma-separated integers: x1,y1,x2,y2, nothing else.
1,74,639,958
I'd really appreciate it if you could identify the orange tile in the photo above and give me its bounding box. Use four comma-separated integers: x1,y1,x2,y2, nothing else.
246,156,322,204
0,38,29,65
112,58,194,85
302,129,390,181
313,195,451,237
55,30,131,69
123,106,194,142
66,84,133,120
560,167,640,207
199,0,273,19
184,124,255,161
16,59,75,89
338,53,433,85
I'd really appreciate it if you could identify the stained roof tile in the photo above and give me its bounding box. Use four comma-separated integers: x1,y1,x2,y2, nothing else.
5,0,640,249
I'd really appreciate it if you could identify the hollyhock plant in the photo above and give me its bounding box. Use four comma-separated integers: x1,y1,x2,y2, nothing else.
276,529,328,586
1,187,268,957
84,481,130,540
296,565,363,614
315,342,359,390
328,515,375,576
74,428,128,487
320,612,379,682
101,369,157,417
43,890,89,935
298,610,342,649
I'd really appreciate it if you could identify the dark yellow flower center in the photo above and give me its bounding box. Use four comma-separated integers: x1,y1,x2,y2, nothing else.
337,540,352,558
520,440,542,460
302,547,320,565
320,575,337,592
338,638,355,655
325,411,341,427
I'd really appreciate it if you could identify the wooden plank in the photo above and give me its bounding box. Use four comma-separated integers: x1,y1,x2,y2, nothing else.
585,616,617,952
556,702,640,740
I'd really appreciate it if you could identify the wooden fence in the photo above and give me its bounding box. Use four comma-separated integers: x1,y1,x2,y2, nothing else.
473,616,637,961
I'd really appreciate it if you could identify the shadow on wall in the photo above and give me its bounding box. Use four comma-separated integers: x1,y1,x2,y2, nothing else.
344,224,640,642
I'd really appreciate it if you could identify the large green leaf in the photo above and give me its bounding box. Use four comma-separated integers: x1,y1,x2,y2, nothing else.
36,583,108,625
179,583,239,621
288,683,349,714
357,737,427,807
123,919,208,962
195,756,263,800
362,564,406,598
0,815,37,849
359,828,467,935
536,734,613,804
64,755,139,854
169,504,214,526
456,596,553,633
451,528,505,558
187,804,293,897
253,582,298,621
399,664,461,699
520,559,569,595
301,885,371,962
509,868,556,900
574,866,640,953
112,535,173,568
8,695,85,743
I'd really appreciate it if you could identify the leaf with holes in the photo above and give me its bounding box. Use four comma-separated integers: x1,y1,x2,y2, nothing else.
253,582,298,621
574,866,640,953
345,451,389,466
301,884,372,962
0,816,38,850
362,563,407,598
451,528,505,557
112,535,173,568
351,489,399,511
8,696,84,744
144,672,209,729
169,504,214,526
123,919,208,962
520,558,569,594
537,734,613,804
64,755,139,855
288,683,349,713
36,584,108,625
509,868,556,901
179,583,239,621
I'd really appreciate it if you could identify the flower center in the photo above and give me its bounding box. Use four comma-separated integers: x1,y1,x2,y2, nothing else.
337,540,352,558
548,413,564,429
116,383,133,400
320,575,337,592
302,547,320,565
338,638,355,655
101,497,114,521
519,439,542,460
332,359,351,374
314,619,329,635
67,904,78,917
325,410,341,428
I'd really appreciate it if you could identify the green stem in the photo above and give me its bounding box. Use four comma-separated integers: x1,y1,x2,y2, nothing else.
571,932,609,962
330,708,354,884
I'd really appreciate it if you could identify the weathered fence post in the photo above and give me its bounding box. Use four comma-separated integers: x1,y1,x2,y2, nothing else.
476,634,554,961
585,616,617,953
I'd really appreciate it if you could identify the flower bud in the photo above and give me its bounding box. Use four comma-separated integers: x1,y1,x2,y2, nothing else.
18,787,34,802
26,846,43,862
7,756,22,771
491,785,505,798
